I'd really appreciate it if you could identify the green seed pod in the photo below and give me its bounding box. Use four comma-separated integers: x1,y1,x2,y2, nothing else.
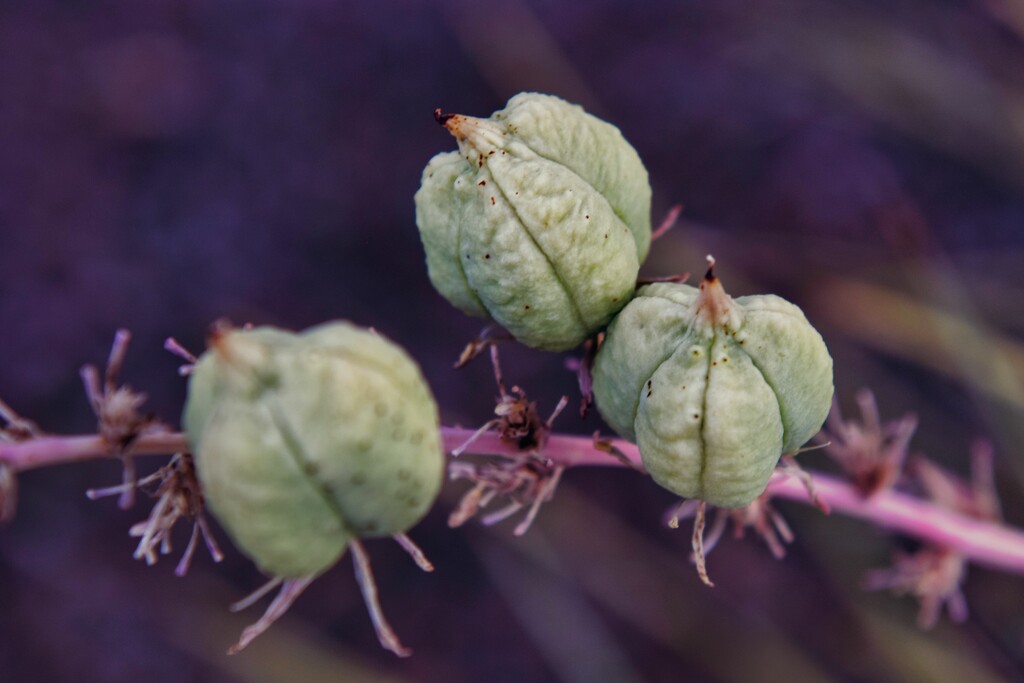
414,92,652,351
183,322,444,578
591,264,834,508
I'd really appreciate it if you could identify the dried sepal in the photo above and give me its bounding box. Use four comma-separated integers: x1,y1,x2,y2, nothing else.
87,452,223,575
666,462,826,584
228,576,315,655
448,454,565,536
818,389,917,496
164,336,199,376
453,324,514,369
593,432,645,472
564,334,601,417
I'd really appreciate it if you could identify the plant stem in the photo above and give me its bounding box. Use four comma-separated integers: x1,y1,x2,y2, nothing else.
0,433,190,472
3,427,1024,576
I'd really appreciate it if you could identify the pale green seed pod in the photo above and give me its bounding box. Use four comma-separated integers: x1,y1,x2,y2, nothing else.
183,322,444,578
415,92,652,351
591,267,834,508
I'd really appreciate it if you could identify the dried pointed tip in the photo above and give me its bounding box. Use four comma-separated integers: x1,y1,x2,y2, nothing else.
434,107,455,126
394,533,434,572
695,255,737,330
207,318,235,348
703,254,717,281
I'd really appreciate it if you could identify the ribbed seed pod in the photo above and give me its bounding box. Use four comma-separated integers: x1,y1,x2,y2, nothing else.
415,92,652,351
183,322,444,578
591,265,833,508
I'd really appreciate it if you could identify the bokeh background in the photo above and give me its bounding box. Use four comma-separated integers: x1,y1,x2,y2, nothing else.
2,1,1024,681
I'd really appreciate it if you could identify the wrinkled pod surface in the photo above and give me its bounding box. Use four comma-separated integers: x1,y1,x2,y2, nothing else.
592,264,833,508
415,92,652,351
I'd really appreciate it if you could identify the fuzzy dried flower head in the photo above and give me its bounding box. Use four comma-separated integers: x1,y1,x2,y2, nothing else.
81,329,167,509
818,389,917,496
864,441,1001,629
87,452,224,575
448,453,565,536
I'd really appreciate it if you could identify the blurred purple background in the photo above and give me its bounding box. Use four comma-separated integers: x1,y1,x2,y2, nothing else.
2,1,1024,681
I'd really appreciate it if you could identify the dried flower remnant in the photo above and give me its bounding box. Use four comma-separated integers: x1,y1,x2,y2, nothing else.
448,347,569,535
87,452,224,575
452,346,567,457
818,389,917,496
448,453,565,536
81,329,167,509
667,459,827,585
864,441,1001,628
864,547,968,629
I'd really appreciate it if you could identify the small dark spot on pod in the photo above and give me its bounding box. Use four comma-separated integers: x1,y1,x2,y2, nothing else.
490,196,496,205
603,233,608,240
712,361,718,366
692,413,700,420
350,472,367,486
485,253,491,259
585,214,590,220
524,304,531,310
478,180,486,186
303,461,320,476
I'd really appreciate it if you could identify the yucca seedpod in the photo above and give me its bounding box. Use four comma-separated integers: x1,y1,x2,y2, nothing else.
183,321,444,578
591,261,834,508
415,92,652,351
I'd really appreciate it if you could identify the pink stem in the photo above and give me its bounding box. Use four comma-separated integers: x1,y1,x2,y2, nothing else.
440,427,1024,576
3,427,1024,576
0,433,190,472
